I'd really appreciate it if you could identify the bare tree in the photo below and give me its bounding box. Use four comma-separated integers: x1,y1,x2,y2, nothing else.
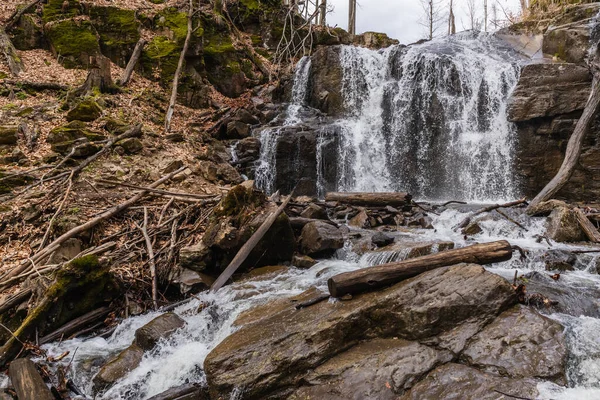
419,0,444,40
491,1,500,29
484,0,488,32
519,0,528,14
448,0,456,35
463,0,482,31
348,0,356,35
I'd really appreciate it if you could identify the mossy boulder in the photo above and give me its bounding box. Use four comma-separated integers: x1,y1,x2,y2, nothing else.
0,255,119,366
0,170,34,195
141,35,180,84
66,99,103,122
45,20,100,68
203,29,247,97
118,137,143,154
11,14,44,50
0,126,18,145
47,121,106,154
89,6,141,67
42,0,82,23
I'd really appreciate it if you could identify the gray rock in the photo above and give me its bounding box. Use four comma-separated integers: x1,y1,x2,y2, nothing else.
546,206,586,243
300,203,328,220
542,250,577,271
289,339,452,400
461,305,567,383
308,46,344,116
371,232,394,247
0,126,18,145
225,121,250,139
292,254,317,269
300,220,344,256
119,138,143,154
134,313,186,351
204,264,517,399
93,344,144,393
47,238,82,265
179,242,212,272
399,363,539,400
171,268,215,294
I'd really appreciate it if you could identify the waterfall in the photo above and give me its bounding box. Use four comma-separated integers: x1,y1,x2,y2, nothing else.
257,32,522,202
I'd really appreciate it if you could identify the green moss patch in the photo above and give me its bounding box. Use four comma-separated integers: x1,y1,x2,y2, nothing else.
66,99,103,122
46,20,100,68
90,6,140,66
42,0,81,23
141,36,181,85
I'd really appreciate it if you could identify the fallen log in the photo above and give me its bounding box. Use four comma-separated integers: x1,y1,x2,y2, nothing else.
325,192,412,207
0,288,32,316
8,358,54,400
454,198,528,231
289,216,337,230
39,306,111,345
574,208,600,243
327,240,513,297
210,194,293,292
146,383,206,400
2,80,69,91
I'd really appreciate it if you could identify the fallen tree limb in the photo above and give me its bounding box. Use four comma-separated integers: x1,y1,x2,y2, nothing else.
137,207,158,309
1,166,187,283
325,192,412,207
527,76,600,213
96,179,218,200
39,306,111,345
8,358,54,400
327,240,513,297
120,38,146,86
210,194,293,292
5,0,43,30
454,198,528,231
574,207,600,243
289,216,337,230
0,26,24,76
0,288,32,316
165,0,193,132
2,80,69,91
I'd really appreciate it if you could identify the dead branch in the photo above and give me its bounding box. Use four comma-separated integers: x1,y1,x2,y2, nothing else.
120,38,146,86
574,207,600,243
39,306,111,345
211,194,293,292
495,209,528,231
95,179,218,200
5,0,43,30
38,172,74,251
137,207,158,309
165,0,194,133
454,198,528,231
0,289,32,316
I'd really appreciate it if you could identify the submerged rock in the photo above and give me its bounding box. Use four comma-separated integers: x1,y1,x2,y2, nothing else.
135,313,186,351
204,264,517,399
93,344,144,393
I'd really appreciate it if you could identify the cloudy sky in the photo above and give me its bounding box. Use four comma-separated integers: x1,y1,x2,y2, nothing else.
325,0,523,44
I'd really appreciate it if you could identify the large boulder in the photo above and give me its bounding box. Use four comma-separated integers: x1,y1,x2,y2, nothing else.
204,264,517,399
93,344,144,393
299,220,344,256
461,305,567,383
399,363,540,400
308,46,344,116
546,206,586,242
134,313,186,351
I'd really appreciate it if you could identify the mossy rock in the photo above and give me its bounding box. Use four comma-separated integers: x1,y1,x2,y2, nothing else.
45,20,100,68
89,6,140,67
117,137,143,154
214,184,266,220
66,99,103,122
203,29,248,97
155,7,200,43
12,14,44,50
103,117,131,135
48,120,106,145
0,126,18,145
0,170,34,194
42,0,81,22
141,35,181,85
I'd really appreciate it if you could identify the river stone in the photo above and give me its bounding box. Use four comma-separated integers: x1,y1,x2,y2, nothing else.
461,305,567,383
204,264,517,399
371,232,394,247
542,250,577,271
300,203,328,220
299,220,344,256
225,121,250,139
399,363,539,400
292,254,317,269
171,267,215,294
289,338,451,400
134,312,186,351
93,344,144,393
546,206,586,243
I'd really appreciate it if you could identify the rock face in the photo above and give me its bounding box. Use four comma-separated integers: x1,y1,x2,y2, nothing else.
134,313,186,351
307,46,344,116
299,220,344,256
461,305,567,383
204,264,519,399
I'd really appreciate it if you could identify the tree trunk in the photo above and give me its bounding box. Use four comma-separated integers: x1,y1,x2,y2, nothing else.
327,240,513,297
165,0,193,133
527,77,600,214
0,27,24,76
78,55,115,95
325,192,412,207
8,359,54,400
348,0,356,35
120,38,146,86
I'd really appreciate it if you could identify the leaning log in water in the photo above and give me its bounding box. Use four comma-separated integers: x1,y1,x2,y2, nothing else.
8,359,54,400
325,192,412,207
327,240,513,297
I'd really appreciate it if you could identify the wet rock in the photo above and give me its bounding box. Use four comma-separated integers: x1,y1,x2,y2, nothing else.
171,267,215,294
66,99,103,122
543,250,577,271
299,220,344,257
47,238,82,265
349,209,369,228
289,339,451,400
399,363,539,400
118,138,143,154
300,203,328,220
292,254,317,269
371,232,394,247
225,121,250,139
135,313,186,351
462,220,483,235
234,137,261,160
93,344,144,393
508,62,591,122
0,126,18,145
461,305,566,383
308,46,344,116
546,206,586,242
204,264,517,399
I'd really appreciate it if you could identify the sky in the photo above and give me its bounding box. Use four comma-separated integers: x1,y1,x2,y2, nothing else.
325,0,523,44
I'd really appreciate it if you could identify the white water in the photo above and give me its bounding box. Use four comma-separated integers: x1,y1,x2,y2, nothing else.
40,208,600,399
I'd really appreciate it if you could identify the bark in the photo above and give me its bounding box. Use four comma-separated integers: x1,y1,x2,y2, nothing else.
210,195,293,292
146,384,206,400
8,359,54,400
165,0,193,133
0,27,24,76
325,192,412,207
0,288,32,316
455,198,528,230
526,77,600,213
77,55,115,95
120,38,146,86
289,216,337,230
39,306,111,345
574,208,600,243
327,240,513,297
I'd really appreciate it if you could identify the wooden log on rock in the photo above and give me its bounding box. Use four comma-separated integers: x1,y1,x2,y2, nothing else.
146,383,206,400
39,306,111,345
574,208,600,243
325,192,412,207
120,38,146,86
8,358,54,400
327,240,513,297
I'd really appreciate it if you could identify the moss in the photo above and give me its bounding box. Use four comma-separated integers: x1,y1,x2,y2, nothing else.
90,6,140,65
203,33,235,56
215,185,266,219
0,72,6,80
141,36,180,85
42,0,81,22
46,20,99,68
48,120,106,144
66,99,103,122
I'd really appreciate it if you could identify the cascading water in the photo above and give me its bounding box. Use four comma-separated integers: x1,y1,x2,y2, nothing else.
257,32,521,202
